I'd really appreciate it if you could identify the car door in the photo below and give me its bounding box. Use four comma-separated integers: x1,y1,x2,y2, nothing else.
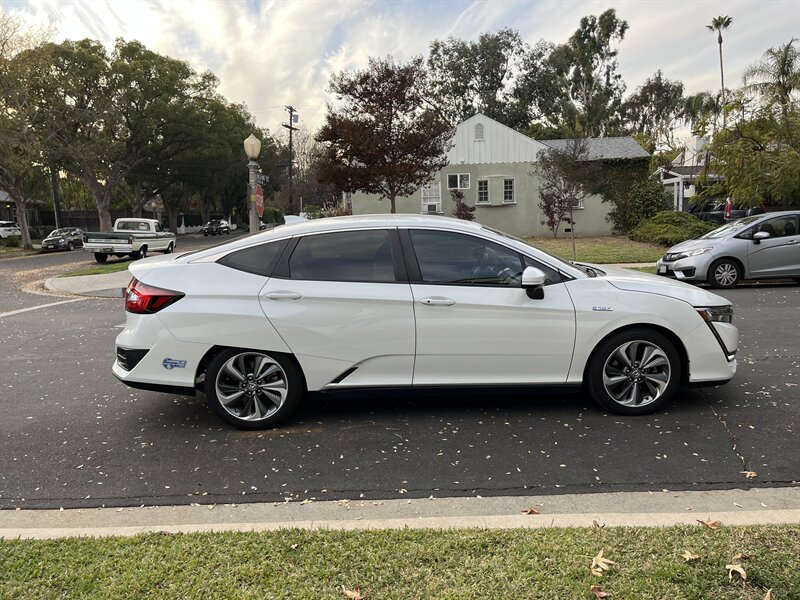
402,228,576,386
258,228,415,388
746,215,800,278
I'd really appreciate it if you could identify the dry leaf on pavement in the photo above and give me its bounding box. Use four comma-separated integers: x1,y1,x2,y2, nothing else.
590,584,610,598
682,550,701,562
590,548,615,576
697,517,722,529
522,507,541,515
726,564,747,581
740,470,758,479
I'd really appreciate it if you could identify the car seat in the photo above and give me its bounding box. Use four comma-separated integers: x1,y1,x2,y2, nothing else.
784,221,796,236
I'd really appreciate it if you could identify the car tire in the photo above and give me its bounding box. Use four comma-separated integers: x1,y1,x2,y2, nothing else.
203,233,208,237
587,328,681,416
164,243,173,254
205,349,303,430
67,242,74,251
708,259,741,288
94,253,108,264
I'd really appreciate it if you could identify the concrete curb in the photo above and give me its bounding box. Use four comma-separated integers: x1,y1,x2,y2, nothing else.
44,272,131,298
2,488,797,539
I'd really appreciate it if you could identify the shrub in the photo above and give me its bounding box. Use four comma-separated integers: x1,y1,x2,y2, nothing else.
450,189,475,221
629,210,715,246
0,235,21,247
606,179,672,234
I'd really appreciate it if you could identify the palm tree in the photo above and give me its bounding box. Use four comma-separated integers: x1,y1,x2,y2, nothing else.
706,15,733,109
743,39,800,114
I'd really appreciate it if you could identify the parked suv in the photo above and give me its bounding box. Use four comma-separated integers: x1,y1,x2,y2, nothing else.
0,221,21,239
657,211,800,288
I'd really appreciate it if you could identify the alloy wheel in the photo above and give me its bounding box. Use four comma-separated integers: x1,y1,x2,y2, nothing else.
214,352,288,422
601,340,671,408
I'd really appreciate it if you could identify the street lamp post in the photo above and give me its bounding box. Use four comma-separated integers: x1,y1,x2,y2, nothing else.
243,133,262,234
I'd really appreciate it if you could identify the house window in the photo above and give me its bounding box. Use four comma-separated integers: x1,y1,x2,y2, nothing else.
503,178,515,203
474,123,484,141
447,173,470,190
421,183,442,214
477,179,489,204
572,197,584,209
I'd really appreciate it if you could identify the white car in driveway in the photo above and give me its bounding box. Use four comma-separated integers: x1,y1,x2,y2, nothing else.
114,215,738,429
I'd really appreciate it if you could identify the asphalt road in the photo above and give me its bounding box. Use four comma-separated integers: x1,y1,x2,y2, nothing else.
1,245,798,509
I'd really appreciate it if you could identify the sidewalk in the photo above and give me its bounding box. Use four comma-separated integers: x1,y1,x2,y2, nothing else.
2,488,797,539
43,263,658,299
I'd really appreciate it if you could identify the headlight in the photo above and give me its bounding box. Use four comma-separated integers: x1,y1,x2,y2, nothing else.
683,247,713,257
696,305,733,323
58,238,66,244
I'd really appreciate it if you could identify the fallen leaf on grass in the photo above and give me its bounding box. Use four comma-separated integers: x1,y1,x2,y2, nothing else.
764,589,772,600
341,586,366,599
590,584,610,598
732,552,753,560
521,507,541,515
697,518,722,529
682,550,701,562
590,548,615,576
726,564,747,581
592,520,605,528
290,543,300,550
740,470,758,479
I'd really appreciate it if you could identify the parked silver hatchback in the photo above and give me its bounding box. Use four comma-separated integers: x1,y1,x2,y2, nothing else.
657,211,800,288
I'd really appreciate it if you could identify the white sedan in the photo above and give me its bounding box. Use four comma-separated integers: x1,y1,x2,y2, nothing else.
114,215,738,429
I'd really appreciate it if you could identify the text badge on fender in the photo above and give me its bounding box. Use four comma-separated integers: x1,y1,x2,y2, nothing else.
163,358,187,370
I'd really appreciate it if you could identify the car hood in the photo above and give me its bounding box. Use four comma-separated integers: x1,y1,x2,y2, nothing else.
590,264,730,306
666,237,720,253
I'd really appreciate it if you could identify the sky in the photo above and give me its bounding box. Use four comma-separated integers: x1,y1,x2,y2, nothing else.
4,0,800,139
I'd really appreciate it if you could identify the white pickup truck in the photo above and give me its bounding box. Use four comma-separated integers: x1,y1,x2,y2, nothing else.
82,218,176,263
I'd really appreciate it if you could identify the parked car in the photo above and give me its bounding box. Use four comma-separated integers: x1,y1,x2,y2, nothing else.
114,215,738,430
688,200,765,225
0,221,21,239
83,218,175,263
657,210,800,288
202,220,230,236
41,227,84,251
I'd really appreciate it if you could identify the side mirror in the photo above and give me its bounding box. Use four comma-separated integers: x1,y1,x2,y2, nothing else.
522,266,546,300
753,231,770,244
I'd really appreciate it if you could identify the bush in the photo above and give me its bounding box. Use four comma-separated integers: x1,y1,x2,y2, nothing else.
629,210,715,246
606,179,672,234
0,235,21,247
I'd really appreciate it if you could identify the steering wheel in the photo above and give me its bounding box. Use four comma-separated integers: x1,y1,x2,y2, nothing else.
471,247,492,279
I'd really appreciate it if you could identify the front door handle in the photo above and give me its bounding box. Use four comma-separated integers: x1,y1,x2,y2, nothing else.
786,239,799,245
418,296,456,306
263,291,302,301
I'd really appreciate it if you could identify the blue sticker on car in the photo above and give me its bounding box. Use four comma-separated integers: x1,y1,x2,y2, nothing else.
162,358,187,369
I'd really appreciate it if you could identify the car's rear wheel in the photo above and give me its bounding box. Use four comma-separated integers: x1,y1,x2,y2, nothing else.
164,243,173,254
94,253,108,264
205,349,302,430
132,246,148,260
587,328,681,415
708,258,741,288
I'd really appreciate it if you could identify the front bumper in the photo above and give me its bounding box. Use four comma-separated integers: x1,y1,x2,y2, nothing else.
656,255,714,282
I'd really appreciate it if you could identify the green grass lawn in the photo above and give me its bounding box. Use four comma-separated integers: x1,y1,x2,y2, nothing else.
59,261,133,277
2,525,797,598
526,235,664,264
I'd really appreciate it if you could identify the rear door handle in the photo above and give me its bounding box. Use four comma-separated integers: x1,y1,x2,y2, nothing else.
263,291,302,301
418,296,456,306
787,239,799,245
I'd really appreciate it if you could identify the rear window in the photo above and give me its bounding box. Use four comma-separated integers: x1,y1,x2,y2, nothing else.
217,240,288,277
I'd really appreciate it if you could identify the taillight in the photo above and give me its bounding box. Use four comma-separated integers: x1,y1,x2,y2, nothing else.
125,278,184,314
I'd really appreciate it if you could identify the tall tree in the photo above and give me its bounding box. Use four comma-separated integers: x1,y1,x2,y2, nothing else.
622,70,685,152
706,15,733,114
426,28,527,126
743,39,800,115
316,56,452,213
0,9,51,249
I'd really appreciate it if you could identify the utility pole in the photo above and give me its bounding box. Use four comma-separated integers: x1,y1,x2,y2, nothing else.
282,105,299,215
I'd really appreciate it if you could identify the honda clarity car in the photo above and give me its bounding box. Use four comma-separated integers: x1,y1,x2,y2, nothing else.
657,211,800,288
114,215,738,429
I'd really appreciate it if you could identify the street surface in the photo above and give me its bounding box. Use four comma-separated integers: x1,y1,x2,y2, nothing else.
1,240,798,509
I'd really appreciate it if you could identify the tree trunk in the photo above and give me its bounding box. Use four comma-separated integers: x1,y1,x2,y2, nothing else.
83,176,114,231
201,195,214,224
13,197,33,250
718,40,726,127
389,195,396,214
167,206,179,234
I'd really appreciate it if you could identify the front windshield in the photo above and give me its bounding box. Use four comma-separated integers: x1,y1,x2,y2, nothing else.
483,226,581,272
699,215,761,239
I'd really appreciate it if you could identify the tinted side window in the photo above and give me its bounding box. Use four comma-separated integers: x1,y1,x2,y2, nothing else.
218,240,288,276
410,230,523,286
756,215,797,238
289,230,396,282
523,255,563,286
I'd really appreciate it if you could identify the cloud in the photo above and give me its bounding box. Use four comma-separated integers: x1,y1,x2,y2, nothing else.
6,0,799,134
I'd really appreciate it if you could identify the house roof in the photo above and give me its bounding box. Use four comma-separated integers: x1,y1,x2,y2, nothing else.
540,137,650,160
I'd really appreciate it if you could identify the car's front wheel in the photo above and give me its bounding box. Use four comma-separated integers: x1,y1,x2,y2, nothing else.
587,328,681,415
205,349,302,430
94,253,108,264
164,243,173,254
708,258,741,288
67,242,74,251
